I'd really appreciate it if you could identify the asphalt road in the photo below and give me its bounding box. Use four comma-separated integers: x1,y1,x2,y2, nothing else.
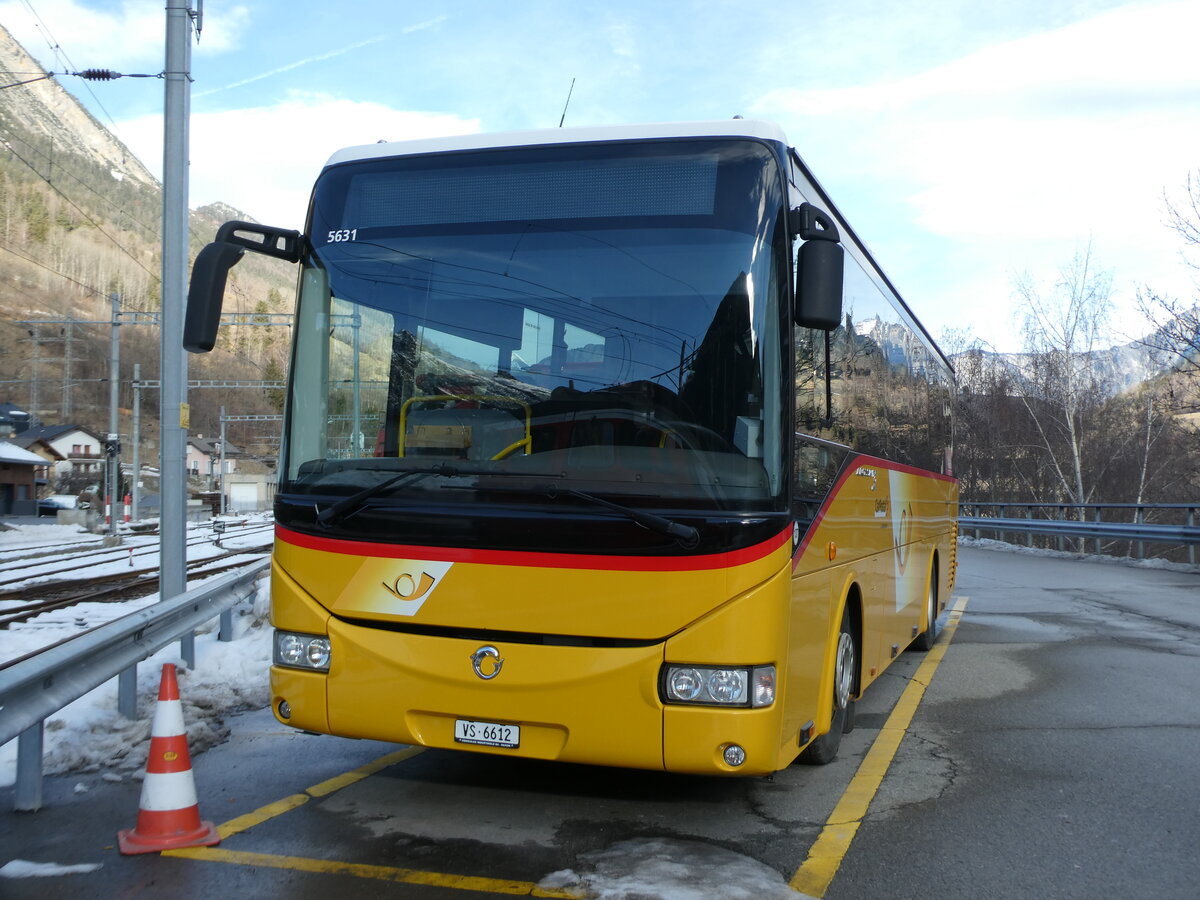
2,545,1198,898
828,546,1200,899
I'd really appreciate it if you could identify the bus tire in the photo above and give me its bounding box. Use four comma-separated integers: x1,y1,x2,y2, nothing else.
799,608,856,765
914,559,939,651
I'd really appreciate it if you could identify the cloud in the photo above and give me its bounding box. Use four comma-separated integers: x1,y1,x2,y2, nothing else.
757,1,1200,239
761,1,1200,118
750,1,1200,347
400,15,447,36
0,0,249,70
191,16,445,99
116,92,481,226
194,35,390,98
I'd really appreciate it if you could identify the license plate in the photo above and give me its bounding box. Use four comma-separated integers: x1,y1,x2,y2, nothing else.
454,718,520,748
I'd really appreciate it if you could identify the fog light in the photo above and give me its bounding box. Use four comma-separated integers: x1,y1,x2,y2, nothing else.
278,700,291,720
723,744,746,767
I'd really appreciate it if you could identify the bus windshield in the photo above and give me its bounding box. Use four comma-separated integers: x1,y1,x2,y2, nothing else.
280,138,790,519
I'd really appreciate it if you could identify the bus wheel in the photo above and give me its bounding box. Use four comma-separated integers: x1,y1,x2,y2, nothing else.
914,561,939,651
800,609,857,765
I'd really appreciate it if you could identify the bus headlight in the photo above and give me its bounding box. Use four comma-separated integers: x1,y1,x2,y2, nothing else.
274,630,331,672
662,664,775,708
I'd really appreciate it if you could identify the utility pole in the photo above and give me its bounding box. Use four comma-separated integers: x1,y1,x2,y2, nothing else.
106,292,122,541
25,326,40,423
219,405,227,515
161,0,196,662
61,319,71,420
132,363,141,523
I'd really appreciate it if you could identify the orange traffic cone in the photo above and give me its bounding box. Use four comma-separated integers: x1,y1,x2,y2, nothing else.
118,663,220,855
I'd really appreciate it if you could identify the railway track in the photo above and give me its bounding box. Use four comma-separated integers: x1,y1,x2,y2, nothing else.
0,546,272,632
0,516,276,671
0,521,274,589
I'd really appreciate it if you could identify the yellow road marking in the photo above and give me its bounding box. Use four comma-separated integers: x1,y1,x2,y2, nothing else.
199,746,425,841
305,746,426,798
164,744,581,895
164,847,582,897
789,595,969,897
211,792,308,840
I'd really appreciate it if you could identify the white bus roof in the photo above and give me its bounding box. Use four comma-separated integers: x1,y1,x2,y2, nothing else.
323,119,790,168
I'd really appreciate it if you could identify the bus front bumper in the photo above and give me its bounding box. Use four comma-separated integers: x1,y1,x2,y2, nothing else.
270,620,788,775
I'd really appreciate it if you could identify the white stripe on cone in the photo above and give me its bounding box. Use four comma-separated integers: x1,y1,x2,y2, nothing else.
150,697,185,737
137,770,201,812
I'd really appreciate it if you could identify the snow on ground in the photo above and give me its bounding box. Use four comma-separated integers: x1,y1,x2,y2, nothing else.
0,517,274,788
539,838,800,899
0,579,272,788
957,535,1200,574
0,520,101,554
0,859,104,878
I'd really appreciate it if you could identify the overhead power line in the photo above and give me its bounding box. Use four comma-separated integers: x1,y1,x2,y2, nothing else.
0,69,163,90
0,74,53,90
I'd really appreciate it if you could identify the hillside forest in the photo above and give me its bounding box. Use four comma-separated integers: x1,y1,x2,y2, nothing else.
0,78,294,470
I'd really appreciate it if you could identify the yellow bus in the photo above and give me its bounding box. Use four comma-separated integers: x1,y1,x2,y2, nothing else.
186,119,957,775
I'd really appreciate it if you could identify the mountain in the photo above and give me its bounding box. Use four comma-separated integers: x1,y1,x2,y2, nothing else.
196,201,258,225
0,26,156,189
852,313,1192,397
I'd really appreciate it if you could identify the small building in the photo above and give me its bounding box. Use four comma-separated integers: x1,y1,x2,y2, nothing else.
19,436,67,471
224,470,276,512
12,424,105,485
186,435,241,485
0,440,44,516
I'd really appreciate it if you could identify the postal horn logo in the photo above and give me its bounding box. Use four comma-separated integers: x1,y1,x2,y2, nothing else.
378,560,452,616
382,571,435,602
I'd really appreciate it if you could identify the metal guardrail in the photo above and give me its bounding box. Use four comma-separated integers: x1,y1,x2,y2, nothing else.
959,516,1200,544
0,558,270,811
960,502,1199,564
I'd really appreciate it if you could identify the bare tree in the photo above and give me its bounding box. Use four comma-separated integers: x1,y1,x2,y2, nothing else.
1013,245,1113,508
1135,171,1200,413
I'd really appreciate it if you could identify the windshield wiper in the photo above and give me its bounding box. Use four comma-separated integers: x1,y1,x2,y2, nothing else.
559,488,700,549
316,464,465,529
434,477,701,549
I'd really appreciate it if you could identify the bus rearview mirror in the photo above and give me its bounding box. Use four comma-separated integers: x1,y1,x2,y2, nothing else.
795,238,844,331
184,221,303,354
184,241,244,353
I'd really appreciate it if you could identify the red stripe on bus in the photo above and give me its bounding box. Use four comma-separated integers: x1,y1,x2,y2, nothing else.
275,523,791,572
791,454,956,570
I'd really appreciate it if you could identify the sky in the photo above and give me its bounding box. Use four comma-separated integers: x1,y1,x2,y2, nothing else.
2,0,1199,352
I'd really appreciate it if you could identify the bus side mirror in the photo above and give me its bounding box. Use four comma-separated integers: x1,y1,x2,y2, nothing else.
792,203,844,331
184,221,303,354
184,240,244,353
